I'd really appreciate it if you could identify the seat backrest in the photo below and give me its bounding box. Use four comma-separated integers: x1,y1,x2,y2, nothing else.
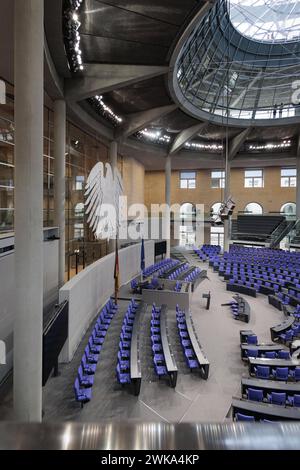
248,388,263,401
247,335,257,345
265,352,276,359
271,392,286,404
276,367,289,377
257,366,270,376
278,350,290,359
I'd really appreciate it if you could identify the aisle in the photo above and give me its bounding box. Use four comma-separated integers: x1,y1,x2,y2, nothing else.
40,255,284,424
183,254,283,421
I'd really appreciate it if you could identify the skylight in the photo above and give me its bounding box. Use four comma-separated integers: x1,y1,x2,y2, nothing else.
228,0,300,43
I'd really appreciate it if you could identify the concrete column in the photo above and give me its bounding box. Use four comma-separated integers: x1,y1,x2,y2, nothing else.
14,0,44,422
297,137,300,219
223,156,231,252
109,141,118,252
110,140,118,172
54,100,66,287
165,155,171,257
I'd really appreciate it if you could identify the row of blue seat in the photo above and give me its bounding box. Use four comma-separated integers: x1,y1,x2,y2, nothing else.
245,387,300,407
194,245,221,262
116,299,139,385
142,259,179,278
74,298,119,406
174,281,182,292
183,267,202,283
253,365,300,381
176,306,199,371
150,305,168,378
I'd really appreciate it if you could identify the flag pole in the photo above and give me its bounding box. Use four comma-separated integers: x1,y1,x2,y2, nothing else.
140,236,145,282
114,234,119,305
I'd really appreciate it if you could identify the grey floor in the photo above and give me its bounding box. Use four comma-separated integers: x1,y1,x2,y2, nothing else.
0,251,284,424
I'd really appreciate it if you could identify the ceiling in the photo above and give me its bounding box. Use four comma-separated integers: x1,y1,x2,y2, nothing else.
42,0,300,169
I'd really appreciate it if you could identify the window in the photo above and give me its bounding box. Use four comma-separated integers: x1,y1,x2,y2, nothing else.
74,223,84,239
75,175,85,190
211,170,225,188
210,226,224,249
180,203,196,220
281,202,296,216
281,168,296,187
75,202,84,217
180,171,196,189
244,169,263,188
244,202,263,215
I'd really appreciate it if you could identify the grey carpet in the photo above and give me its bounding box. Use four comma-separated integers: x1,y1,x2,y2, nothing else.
0,251,285,424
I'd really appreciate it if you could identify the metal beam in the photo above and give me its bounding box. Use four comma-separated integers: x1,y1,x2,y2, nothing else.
115,104,177,141
65,64,169,101
229,127,252,160
169,123,207,155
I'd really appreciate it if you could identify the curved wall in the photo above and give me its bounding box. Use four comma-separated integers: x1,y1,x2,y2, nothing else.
59,240,154,362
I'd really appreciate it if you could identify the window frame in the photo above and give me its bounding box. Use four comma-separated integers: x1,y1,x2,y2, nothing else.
211,170,225,188
281,168,296,188
180,171,196,189
244,169,264,188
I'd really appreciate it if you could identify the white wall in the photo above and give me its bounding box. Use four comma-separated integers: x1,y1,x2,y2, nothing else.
0,234,59,383
59,240,155,362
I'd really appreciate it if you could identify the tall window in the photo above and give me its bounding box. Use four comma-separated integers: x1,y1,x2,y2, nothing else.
211,170,225,188
180,171,196,189
244,202,263,214
75,175,85,190
281,168,296,187
244,169,263,188
210,226,224,248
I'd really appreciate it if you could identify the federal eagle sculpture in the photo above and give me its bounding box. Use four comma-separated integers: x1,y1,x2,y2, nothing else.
85,162,124,240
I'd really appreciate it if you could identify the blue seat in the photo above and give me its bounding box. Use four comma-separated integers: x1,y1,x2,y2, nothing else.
287,394,300,407
154,363,167,376
81,355,96,375
92,330,105,345
181,339,191,347
236,413,255,422
152,343,162,353
84,346,99,364
263,352,276,359
88,338,101,354
247,388,264,402
116,363,131,384
255,366,270,379
184,348,195,359
179,330,189,339
279,330,294,343
74,378,92,406
268,392,286,406
151,326,160,335
186,357,199,369
272,367,289,381
151,334,161,343
277,350,290,360
77,365,94,388
94,328,106,339
153,353,164,364
245,349,258,358
290,367,300,381
247,335,258,345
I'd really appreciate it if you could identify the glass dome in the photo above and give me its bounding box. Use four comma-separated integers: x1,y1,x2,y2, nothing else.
171,0,300,126
228,0,300,43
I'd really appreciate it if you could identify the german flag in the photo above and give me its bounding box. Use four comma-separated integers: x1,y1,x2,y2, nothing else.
114,238,119,304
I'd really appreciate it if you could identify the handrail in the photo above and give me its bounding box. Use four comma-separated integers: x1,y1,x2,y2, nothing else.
0,422,300,449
